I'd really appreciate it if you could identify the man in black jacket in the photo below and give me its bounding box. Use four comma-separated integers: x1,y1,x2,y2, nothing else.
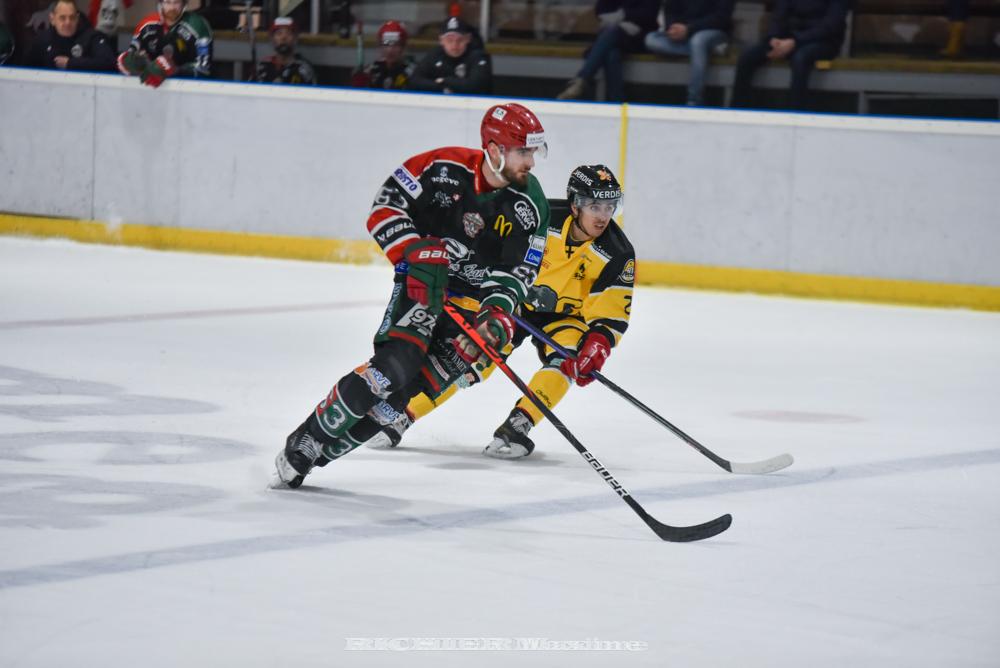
23,0,115,72
730,0,848,110
645,0,735,106
408,17,492,95
556,0,659,102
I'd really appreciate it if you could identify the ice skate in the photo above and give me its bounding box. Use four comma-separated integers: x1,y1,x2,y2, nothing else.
483,408,535,459
271,425,325,489
366,409,413,449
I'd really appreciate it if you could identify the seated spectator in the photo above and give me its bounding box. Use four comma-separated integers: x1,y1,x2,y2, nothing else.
644,0,734,106
116,0,212,88
8,0,55,65
940,0,968,58
0,21,12,64
92,0,122,39
23,0,115,71
408,16,492,95
351,19,416,89
556,0,659,102
254,17,316,84
729,0,848,111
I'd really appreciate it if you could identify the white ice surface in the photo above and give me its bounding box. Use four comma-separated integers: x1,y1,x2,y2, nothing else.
1,237,998,667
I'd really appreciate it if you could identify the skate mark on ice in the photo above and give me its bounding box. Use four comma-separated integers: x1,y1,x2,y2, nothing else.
0,366,217,422
0,447,997,590
0,300,385,330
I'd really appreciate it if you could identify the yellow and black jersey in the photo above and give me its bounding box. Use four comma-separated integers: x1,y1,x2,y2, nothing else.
524,205,635,348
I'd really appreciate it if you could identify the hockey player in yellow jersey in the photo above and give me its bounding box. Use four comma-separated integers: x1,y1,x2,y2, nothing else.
367,164,635,459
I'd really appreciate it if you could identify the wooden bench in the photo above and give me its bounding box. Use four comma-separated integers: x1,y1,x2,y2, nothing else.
148,30,1000,116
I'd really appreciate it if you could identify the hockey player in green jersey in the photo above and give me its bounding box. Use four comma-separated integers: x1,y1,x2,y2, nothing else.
116,0,212,87
272,103,551,489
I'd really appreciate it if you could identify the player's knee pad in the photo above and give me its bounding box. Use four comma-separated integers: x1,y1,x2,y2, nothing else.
369,340,426,390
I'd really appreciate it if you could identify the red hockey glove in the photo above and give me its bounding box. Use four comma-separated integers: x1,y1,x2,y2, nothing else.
403,237,450,312
454,306,515,367
560,331,610,387
117,50,147,76
141,55,176,88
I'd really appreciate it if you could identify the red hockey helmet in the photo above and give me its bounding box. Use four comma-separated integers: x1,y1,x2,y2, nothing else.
480,103,547,157
378,20,408,46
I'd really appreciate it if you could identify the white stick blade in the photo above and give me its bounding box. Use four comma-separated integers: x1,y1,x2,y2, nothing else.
729,453,794,474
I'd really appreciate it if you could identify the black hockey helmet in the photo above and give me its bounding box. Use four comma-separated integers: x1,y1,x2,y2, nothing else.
566,164,622,215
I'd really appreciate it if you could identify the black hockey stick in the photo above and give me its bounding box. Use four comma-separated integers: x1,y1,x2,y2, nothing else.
510,312,793,475
443,304,731,543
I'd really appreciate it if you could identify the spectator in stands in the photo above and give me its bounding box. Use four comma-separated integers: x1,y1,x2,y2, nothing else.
0,20,12,64
644,0,734,106
92,0,122,39
729,0,848,111
556,0,659,102
409,16,492,95
940,0,968,58
253,17,316,84
23,0,115,71
116,0,212,87
351,19,416,89
5,0,52,64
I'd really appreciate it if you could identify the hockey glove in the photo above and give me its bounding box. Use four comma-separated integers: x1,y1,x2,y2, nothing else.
560,331,610,387
403,237,450,312
117,50,148,76
141,55,176,88
454,306,515,367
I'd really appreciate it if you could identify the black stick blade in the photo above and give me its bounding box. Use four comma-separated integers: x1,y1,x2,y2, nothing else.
650,512,733,543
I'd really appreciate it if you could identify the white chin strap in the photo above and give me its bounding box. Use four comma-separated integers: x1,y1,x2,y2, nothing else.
484,148,508,184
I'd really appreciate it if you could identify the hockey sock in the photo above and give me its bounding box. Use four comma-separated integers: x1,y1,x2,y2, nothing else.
314,361,398,446
514,366,571,426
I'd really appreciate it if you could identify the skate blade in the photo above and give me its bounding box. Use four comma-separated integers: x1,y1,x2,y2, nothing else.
267,471,290,490
483,439,530,460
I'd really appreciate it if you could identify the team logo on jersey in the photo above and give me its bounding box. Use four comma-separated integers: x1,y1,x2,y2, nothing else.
71,44,83,58
462,212,485,237
513,200,537,230
620,259,635,283
392,166,423,197
163,44,175,58
459,264,488,283
573,261,586,280
455,63,467,78
493,215,512,237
